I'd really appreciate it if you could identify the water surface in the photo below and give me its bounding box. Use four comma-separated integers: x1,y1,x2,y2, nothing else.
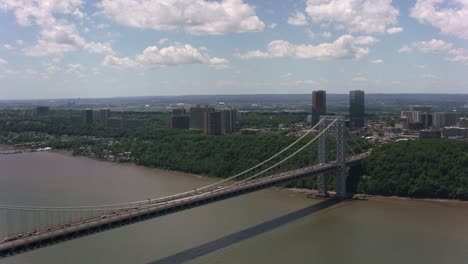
1,152,467,264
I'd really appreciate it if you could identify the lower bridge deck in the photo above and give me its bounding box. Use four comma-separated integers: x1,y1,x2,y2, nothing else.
0,156,365,258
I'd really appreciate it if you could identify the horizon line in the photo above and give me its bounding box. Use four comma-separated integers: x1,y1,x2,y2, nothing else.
1,92,468,102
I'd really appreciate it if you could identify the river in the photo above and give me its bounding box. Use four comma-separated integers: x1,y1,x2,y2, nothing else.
0,152,467,264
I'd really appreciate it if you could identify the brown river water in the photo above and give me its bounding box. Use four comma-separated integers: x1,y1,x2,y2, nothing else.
0,152,467,264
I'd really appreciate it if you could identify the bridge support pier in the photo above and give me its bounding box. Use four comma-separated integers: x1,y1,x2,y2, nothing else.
317,119,328,197
334,118,346,198
317,116,347,198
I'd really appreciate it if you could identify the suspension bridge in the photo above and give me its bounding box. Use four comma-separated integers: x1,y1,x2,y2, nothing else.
0,116,369,258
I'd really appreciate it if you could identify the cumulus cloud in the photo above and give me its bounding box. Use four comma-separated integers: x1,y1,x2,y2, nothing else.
448,48,468,63
65,63,86,77
387,27,403,34
84,42,115,55
97,0,265,35
305,0,400,34
1,0,113,57
288,12,308,26
208,57,230,69
399,39,453,53
102,56,139,69
410,0,468,39
23,22,86,56
371,59,384,64
399,39,468,63
236,35,378,60
102,43,229,70
3,44,15,50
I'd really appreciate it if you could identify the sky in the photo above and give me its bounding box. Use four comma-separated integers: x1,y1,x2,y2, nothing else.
0,0,467,99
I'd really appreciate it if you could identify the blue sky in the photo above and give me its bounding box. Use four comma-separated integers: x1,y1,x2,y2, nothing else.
0,0,467,99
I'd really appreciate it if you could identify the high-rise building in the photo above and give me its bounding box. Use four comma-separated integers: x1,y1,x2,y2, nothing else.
172,108,187,116
35,106,50,116
311,90,326,126
171,116,190,129
205,111,222,135
189,106,214,130
220,109,238,134
100,109,110,127
420,112,433,128
433,112,461,128
81,109,93,125
108,118,123,128
349,90,365,127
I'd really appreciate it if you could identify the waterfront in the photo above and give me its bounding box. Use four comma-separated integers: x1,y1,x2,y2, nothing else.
1,152,468,264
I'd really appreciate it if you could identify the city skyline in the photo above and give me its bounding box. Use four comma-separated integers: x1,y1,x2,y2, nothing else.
1,0,468,99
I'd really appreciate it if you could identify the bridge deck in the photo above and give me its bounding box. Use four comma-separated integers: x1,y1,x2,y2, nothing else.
0,154,366,257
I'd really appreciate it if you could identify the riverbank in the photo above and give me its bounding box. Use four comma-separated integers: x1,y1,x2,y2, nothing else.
10,147,468,205
52,150,468,205
288,187,468,206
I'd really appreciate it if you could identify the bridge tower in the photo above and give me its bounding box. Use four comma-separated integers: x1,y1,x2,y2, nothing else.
317,116,347,198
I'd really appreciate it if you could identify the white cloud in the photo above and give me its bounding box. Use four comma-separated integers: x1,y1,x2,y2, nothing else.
136,45,207,67
399,39,468,63
448,48,468,63
158,38,170,45
102,56,139,69
97,0,265,35
2,0,114,57
352,76,368,82
0,0,84,27
415,64,426,69
399,39,453,53
0,58,7,67
371,59,384,64
237,35,378,60
295,80,319,85
387,27,403,34
288,12,308,26
102,43,229,70
421,73,439,79
66,63,86,77
16,40,24,46
3,44,15,50
22,22,86,56
208,57,230,69
305,0,400,34
410,0,468,39
84,42,114,55
268,23,278,29
46,64,61,74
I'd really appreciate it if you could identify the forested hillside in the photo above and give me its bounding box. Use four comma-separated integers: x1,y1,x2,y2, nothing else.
360,140,468,200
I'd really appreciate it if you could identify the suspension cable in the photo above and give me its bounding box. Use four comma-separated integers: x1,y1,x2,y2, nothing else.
0,118,327,210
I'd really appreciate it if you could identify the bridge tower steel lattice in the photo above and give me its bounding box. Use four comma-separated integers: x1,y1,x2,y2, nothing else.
317,116,347,198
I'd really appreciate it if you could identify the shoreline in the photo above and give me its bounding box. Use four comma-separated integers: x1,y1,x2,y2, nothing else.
7,147,468,206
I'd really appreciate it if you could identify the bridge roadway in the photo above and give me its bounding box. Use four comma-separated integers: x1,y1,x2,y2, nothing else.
0,153,367,257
